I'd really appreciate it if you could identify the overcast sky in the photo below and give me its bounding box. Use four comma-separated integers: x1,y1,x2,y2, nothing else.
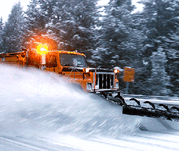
0,0,143,23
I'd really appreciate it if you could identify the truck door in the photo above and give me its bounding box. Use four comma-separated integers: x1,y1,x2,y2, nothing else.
46,53,58,72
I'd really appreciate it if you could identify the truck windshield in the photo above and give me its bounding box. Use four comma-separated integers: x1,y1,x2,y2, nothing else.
60,54,88,67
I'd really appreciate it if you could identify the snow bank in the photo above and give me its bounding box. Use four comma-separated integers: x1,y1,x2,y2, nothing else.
0,65,141,139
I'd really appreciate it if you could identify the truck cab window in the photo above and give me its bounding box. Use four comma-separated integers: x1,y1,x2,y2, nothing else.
60,54,87,67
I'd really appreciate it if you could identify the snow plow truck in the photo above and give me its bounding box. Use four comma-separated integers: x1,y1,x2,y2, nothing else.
0,42,179,122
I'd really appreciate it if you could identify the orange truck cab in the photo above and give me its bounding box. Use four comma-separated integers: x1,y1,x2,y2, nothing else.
0,43,120,94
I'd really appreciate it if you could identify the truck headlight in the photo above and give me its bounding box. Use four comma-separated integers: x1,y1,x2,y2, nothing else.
114,69,119,74
86,83,92,91
113,67,120,73
83,67,89,73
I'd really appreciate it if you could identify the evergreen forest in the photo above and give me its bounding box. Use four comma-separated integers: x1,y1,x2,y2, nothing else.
0,0,178,96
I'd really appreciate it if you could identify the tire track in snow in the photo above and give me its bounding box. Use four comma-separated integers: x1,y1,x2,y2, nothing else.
85,130,179,151
0,136,47,151
0,136,81,151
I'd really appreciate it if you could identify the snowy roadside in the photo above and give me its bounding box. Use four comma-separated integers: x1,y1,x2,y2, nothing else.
0,65,179,150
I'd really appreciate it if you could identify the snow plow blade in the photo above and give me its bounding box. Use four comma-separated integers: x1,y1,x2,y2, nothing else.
121,98,179,122
123,105,179,121
105,93,179,122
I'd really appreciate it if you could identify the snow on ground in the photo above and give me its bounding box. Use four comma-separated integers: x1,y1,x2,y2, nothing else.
0,64,179,150
0,65,140,138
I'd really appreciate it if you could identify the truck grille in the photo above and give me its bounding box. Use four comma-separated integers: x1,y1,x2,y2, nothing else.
95,73,114,89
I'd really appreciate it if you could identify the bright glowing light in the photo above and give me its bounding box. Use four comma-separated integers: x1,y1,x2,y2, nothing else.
86,67,89,73
40,47,46,52
83,67,90,73
36,44,48,55
114,69,119,74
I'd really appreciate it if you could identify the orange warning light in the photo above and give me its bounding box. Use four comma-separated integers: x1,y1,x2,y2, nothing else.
36,44,48,55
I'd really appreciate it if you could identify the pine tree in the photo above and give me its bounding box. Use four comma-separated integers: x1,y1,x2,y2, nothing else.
166,30,179,96
47,0,99,54
24,0,47,42
0,17,4,52
25,0,99,64
140,0,175,57
92,0,136,68
149,47,171,95
121,9,156,94
3,2,25,52
139,0,179,95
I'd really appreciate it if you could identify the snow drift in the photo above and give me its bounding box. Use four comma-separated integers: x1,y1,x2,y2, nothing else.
0,65,141,139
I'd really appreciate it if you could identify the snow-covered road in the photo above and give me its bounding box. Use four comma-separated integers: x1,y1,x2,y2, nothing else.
0,65,179,150
1,127,179,151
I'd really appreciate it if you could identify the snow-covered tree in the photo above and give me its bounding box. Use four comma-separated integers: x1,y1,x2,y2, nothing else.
140,0,178,56
3,2,25,52
25,0,99,63
0,17,4,52
92,0,136,68
166,31,179,96
148,47,172,95
47,0,99,55
139,0,179,95
24,0,47,42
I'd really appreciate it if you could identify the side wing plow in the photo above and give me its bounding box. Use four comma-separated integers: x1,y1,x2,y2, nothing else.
107,93,179,122
122,97,179,122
